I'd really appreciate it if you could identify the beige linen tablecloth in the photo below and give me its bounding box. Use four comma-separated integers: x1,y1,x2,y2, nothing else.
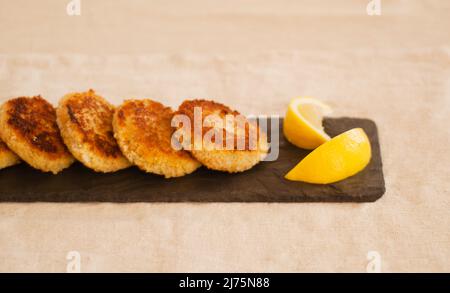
0,0,449,272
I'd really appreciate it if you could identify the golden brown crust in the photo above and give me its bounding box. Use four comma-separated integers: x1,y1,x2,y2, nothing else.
176,99,268,172
113,99,201,178
0,96,74,173
6,96,65,154
115,100,174,154
0,139,20,169
177,99,256,151
57,90,131,172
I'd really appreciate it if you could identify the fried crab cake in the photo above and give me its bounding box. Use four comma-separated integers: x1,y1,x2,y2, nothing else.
57,90,131,172
175,99,269,173
0,96,74,174
113,99,201,178
0,139,20,169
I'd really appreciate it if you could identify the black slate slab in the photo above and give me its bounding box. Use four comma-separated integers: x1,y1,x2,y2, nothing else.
0,117,385,203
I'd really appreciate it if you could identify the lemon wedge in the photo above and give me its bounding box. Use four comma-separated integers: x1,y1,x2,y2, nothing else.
285,128,372,184
283,97,333,150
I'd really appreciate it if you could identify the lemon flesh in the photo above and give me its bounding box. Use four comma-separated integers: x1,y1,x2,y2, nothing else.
283,97,332,150
285,128,372,184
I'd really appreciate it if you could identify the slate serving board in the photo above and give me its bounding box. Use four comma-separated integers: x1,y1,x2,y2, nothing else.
0,117,385,203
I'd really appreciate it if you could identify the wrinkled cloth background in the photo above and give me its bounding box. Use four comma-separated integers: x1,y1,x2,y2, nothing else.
0,0,449,272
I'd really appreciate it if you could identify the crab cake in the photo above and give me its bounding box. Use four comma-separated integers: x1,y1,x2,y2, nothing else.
0,96,74,174
0,139,20,169
113,99,201,178
57,90,131,172
176,99,269,173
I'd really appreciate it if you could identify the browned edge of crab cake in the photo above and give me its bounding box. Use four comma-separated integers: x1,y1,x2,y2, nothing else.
0,96,74,174
0,139,20,169
176,99,268,173
57,90,131,172
113,99,201,178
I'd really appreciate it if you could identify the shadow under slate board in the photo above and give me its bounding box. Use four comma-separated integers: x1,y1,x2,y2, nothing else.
0,117,385,203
